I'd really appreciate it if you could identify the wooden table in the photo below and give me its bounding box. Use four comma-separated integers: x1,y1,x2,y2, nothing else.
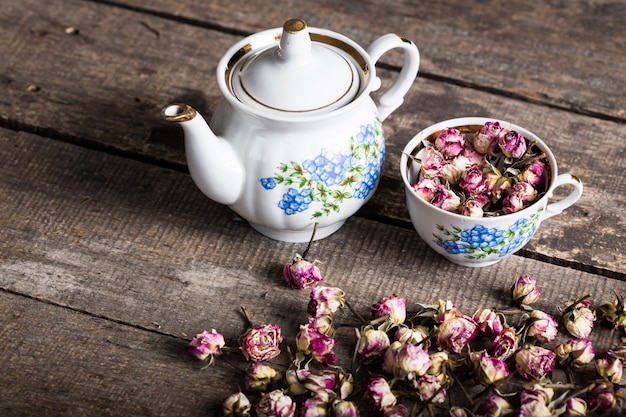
1,1,624,415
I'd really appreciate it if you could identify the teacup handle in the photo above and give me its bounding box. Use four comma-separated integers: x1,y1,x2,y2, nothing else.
367,34,420,121
543,174,583,220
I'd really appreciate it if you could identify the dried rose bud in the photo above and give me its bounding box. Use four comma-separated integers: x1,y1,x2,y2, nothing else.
357,327,391,364
285,368,310,396
304,370,338,396
187,329,226,364
474,121,503,155
596,352,624,383
255,389,296,417
420,146,446,178
240,324,283,362
563,299,596,339
283,254,323,289
364,376,397,411
462,147,486,166
416,374,446,403
555,338,595,368
484,171,513,202
307,286,346,317
459,164,487,196
310,314,335,337
511,275,540,306
480,394,513,417
502,181,537,214
437,313,478,354
518,159,546,188
473,351,510,387
461,194,490,217
587,382,617,412
296,318,337,365
519,383,553,417
526,310,559,343
244,362,282,391
382,404,410,417
427,351,450,377
430,185,461,212
372,295,407,327
490,326,519,361
515,345,556,380
394,325,430,348
598,295,626,330
223,391,251,417
412,177,440,202
300,396,329,417
333,400,358,417
435,127,466,157
395,343,432,379
472,308,504,337
439,154,469,184
564,397,587,417
498,129,527,158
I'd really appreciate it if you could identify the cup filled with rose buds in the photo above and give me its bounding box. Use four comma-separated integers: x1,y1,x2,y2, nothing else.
400,117,583,267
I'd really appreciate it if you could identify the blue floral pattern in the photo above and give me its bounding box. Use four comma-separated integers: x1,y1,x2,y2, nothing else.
433,207,543,260
259,118,385,218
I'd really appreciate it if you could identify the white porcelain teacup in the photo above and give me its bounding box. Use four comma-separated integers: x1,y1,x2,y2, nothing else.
400,117,583,267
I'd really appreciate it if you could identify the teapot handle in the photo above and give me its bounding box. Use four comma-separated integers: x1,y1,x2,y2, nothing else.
366,34,420,121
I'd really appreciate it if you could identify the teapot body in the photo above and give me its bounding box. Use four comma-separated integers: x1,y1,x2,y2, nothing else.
210,98,385,242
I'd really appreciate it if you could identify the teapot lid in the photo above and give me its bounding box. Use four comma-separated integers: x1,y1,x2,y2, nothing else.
228,19,363,113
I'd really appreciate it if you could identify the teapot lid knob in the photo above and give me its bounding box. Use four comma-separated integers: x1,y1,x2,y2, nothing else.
231,19,362,113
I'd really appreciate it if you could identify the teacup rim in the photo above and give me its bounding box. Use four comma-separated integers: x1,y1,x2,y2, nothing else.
400,117,558,221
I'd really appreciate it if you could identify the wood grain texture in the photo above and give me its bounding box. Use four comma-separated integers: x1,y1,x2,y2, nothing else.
0,0,624,273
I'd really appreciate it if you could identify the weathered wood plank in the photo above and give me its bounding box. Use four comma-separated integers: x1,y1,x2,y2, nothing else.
2,129,626,415
1,0,624,272
112,0,626,120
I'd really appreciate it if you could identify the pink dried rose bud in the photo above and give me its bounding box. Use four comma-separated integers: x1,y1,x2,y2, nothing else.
244,362,282,391
490,326,519,361
472,351,510,386
430,184,461,212
358,327,391,364
382,404,410,417
474,121,503,155
459,164,487,196
285,368,311,396
515,345,556,380
240,324,283,362
364,376,397,411
439,154,469,184
518,159,546,188
519,383,554,417
484,171,512,201
511,275,540,306
416,374,447,403
307,286,346,317
426,351,450,378
587,382,617,412
303,370,338,396
564,397,587,417
395,342,432,379
300,396,329,417
555,338,595,368
283,254,323,289
435,127,466,157
333,400,358,417
437,313,478,354
595,353,624,383
372,295,407,327
502,181,537,214
255,389,296,417
411,177,440,202
480,394,512,417
188,329,226,364
498,129,527,158
420,146,446,178
472,308,504,337
461,194,490,217
222,391,252,417
563,299,596,339
394,325,430,348
310,314,335,337
526,309,559,343
296,318,337,365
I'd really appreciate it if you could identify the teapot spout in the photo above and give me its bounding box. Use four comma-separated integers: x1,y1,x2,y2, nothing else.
162,104,244,205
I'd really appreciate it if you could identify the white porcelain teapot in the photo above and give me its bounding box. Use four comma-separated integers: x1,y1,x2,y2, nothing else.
162,19,420,242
